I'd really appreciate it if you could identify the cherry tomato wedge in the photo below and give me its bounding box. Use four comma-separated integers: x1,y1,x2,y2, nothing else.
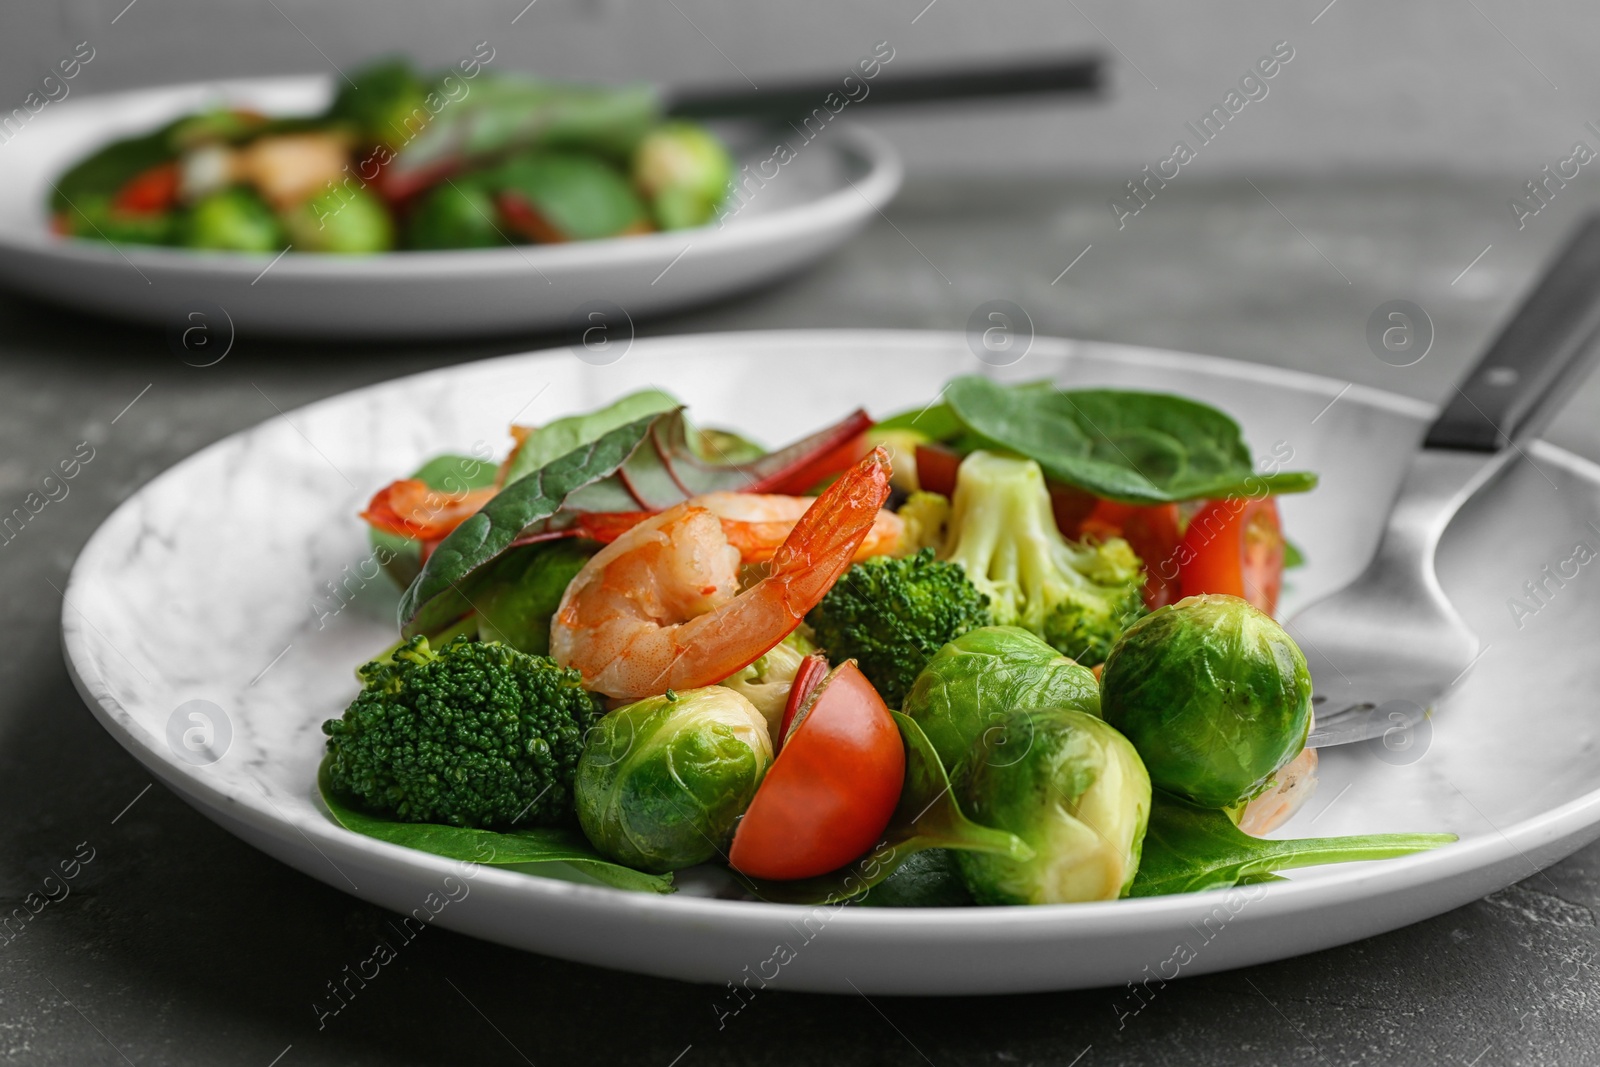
1079,499,1184,610
112,162,181,214
1175,496,1285,615
912,442,962,497
730,660,905,881
777,653,829,751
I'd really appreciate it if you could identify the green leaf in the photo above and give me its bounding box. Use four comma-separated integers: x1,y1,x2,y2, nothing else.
1128,792,1455,897
736,712,1031,905
1282,537,1306,570
370,452,500,589
318,757,673,894
943,377,1319,504
501,389,680,485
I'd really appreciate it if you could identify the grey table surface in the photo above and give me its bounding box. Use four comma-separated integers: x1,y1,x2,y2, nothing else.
4,174,1600,1067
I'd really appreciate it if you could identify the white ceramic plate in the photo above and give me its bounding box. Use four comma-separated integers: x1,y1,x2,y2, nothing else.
62,330,1600,994
0,78,900,338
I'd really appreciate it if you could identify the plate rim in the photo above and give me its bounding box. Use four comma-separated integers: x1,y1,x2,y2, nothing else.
59,327,1600,936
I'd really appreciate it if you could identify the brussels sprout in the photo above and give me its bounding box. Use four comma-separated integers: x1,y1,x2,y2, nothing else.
575,687,772,873
718,629,816,741
283,186,395,253
475,540,597,656
406,180,503,250
957,707,1151,904
492,151,649,241
179,187,285,252
1100,593,1312,810
632,121,733,230
901,626,1100,786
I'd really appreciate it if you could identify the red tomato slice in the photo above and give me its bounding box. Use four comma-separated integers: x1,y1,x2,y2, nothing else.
1175,496,1285,615
777,653,829,752
113,162,181,214
912,442,962,498
1080,499,1184,610
730,660,905,881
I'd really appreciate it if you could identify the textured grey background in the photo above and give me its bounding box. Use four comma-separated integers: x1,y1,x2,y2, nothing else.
4,0,1600,178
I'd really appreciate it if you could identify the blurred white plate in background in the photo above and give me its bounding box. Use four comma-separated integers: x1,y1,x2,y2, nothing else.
0,77,901,338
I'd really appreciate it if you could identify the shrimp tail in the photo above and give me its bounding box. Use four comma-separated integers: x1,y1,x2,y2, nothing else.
765,446,894,615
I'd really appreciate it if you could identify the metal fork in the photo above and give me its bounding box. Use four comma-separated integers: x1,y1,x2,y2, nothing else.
1295,216,1600,748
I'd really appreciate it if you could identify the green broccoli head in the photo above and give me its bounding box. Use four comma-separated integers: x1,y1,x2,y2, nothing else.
806,547,992,707
322,635,602,828
943,451,1146,667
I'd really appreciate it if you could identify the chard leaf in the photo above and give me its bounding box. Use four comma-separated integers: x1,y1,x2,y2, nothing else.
736,712,1030,905
500,388,680,486
318,758,673,894
1129,792,1454,898
944,376,1318,504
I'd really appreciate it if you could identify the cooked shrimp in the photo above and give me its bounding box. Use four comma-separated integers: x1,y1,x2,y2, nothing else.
1235,745,1320,836
232,132,352,208
692,491,903,563
551,448,892,698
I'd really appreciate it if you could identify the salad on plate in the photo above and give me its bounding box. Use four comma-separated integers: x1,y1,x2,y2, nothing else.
50,58,733,254
317,378,1453,906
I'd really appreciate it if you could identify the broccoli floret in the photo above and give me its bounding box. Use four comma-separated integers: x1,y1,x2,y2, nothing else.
806,548,992,707
943,451,1146,667
322,635,601,828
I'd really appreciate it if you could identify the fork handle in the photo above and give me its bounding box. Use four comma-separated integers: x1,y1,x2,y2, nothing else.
1426,214,1600,451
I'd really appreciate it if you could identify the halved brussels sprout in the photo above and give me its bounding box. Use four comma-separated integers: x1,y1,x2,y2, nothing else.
901,625,1099,786
632,121,733,230
575,687,771,873
717,629,816,742
1100,593,1312,810
284,186,395,253
179,187,285,252
958,706,1150,904
475,540,598,656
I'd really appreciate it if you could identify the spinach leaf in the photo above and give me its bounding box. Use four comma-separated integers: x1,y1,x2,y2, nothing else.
371,452,500,589
945,376,1318,504
1128,792,1454,897
736,712,1030,905
500,388,679,486
318,758,673,894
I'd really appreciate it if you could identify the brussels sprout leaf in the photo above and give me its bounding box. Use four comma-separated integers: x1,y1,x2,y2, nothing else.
318,758,673,894
1128,792,1455,897
735,712,1031,905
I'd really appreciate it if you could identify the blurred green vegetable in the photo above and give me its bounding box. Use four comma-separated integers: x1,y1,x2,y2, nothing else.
901,625,1100,786
51,123,177,213
860,849,974,908
1101,594,1312,810
284,186,395,253
327,58,433,149
493,151,650,241
958,706,1151,904
575,687,772,873
475,540,598,655
632,121,733,230
180,187,286,252
56,194,175,244
405,179,503,250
